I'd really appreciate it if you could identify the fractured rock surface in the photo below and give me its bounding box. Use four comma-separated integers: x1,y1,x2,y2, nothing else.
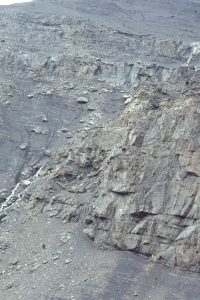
1,0,200,299
23,68,200,272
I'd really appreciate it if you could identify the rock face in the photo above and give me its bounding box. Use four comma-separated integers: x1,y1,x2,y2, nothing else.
21,66,200,272
0,5,200,192
1,0,200,283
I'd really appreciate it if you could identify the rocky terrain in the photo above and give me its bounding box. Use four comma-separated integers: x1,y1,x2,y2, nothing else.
1,0,200,299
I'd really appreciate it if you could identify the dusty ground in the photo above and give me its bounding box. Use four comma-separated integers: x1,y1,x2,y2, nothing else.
1,205,200,300
7,0,200,42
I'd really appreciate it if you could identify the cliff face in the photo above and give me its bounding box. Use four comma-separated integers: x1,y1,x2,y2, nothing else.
1,5,200,298
20,67,200,272
1,1,200,299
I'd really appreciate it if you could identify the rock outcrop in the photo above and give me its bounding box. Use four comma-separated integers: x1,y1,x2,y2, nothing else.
1,0,200,276
20,67,200,272
1,9,200,192
2,1,200,299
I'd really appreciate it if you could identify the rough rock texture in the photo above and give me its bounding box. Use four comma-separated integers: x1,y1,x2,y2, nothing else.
1,4,200,299
20,66,200,272
1,4,200,191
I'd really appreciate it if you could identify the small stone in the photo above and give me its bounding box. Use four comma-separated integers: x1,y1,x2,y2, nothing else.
150,98,159,109
41,115,48,122
32,127,48,135
125,97,132,105
77,96,88,104
88,107,95,111
83,227,95,239
21,180,31,187
134,291,138,297
123,94,131,99
6,283,13,290
29,264,40,273
44,150,51,157
88,87,98,92
19,143,28,150
16,265,22,271
57,284,64,290
0,189,7,194
65,133,73,138
46,90,52,96
68,84,75,90
42,244,46,249
9,258,19,266
61,128,69,133
0,212,7,221
52,256,60,261
65,259,72,265
31,127,42,134
0,193,7,202
27,94,34,99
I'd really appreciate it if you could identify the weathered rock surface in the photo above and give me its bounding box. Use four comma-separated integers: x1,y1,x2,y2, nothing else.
22,67,200,272
0,2,200,192
1,3,200,300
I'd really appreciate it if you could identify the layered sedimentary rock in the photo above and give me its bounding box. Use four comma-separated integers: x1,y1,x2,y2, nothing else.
18,66,200,272
0,10,200,192
1,2,200,275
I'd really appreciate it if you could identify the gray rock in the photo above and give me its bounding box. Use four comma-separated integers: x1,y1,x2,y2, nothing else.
64,259,72,264
44,150,51,157
76,97,89,104
88,107,95,111
6,283,13,290
0,193,7,203
0,212,7,221
61,128,69,133
9,258,19,266
41,115,48,122
19,143,28,150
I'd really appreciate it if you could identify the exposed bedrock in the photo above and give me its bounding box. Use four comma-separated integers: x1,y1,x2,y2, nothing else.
1,4,200,273
21,68,200,272
1,12,200,192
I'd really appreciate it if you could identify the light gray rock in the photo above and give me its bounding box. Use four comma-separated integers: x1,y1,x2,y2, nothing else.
44,150,51,157
19,143,28,150
9,258,19,266
76,97,89,104
64,259,71,264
